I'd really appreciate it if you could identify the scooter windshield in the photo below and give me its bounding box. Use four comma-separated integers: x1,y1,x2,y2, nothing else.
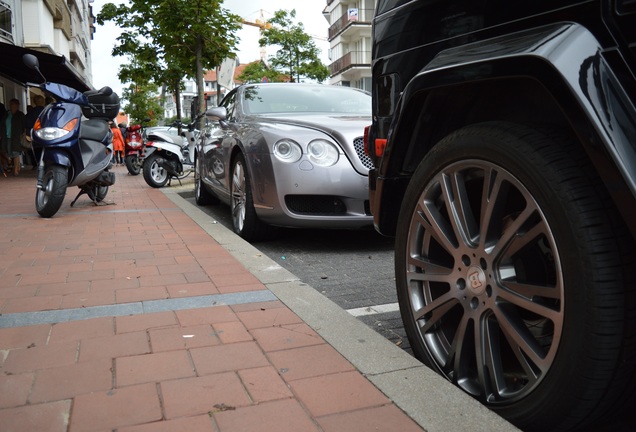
44,82,89,106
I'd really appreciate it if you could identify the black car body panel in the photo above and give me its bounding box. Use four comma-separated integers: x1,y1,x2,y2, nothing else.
370,1,636,430
369,0,636,238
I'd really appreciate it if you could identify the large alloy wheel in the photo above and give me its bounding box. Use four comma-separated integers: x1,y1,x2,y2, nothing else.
395,122,635,431
230,153,274,242
143,153,169,188
35,164,68,218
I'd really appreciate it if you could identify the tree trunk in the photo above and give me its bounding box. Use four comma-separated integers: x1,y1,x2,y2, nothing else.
175,86,182,121
196,35,206,130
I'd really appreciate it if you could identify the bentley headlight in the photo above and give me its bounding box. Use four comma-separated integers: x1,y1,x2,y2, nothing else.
308,139,339,167
273,139,302,163
34,127,71,141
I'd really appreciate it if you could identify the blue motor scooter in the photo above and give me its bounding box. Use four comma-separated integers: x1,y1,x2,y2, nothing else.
23,54,120,218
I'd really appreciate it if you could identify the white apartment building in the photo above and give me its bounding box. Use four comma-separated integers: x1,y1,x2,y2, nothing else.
323,0,375,91
0,0,94,109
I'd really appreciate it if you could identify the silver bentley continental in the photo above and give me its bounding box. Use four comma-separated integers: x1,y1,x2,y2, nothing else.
194,83,374,242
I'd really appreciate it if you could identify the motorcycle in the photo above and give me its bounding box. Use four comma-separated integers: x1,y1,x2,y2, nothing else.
142,118,198,188
23,53,119,218
123,118,150,176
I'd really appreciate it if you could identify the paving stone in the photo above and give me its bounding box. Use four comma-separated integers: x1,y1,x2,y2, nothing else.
236,306,303,330
70,383,162,431
267,344,355,382
250,323,323,352
148,324,220,352
0,400,71,432
161,372,251,419
317,403,424,432
213,399,319,432
30,358,113,403
190,342,269,375
0,373,34,408
115,311,178,334
238,366,293,403
116,350,195,386
118,415,216,432
2,340,78,374
79,331,150,362
49,316,114,344
289,370,390,418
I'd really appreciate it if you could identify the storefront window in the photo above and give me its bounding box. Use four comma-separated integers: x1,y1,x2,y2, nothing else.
0,2,12,43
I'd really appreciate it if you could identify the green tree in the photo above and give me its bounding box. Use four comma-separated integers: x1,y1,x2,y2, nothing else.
258,9,330,83
237,60,287,84
122,82,163,126
97,0,241,125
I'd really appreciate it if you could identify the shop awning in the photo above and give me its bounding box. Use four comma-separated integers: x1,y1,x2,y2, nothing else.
0,42,92,91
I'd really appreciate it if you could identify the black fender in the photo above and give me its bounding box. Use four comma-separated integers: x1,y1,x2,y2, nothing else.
373,22,636,237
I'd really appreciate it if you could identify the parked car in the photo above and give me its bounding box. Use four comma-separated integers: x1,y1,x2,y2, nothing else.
368,1,636,432
195,83,374,241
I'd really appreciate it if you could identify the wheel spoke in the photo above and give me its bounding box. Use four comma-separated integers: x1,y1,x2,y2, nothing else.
478,318,508,400
491,203,537,259
413,290,457,326
479,167,504,251
491,306,549,380
415,199,458,255
406,255,453,283
503,280,560,300
449,314,471,373
442,170,479,247
497,288,561,321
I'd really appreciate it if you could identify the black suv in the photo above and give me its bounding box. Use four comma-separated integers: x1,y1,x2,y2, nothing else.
368,1,636,431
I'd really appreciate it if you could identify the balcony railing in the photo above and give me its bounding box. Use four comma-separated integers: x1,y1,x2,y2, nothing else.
329,51,371,76
328,9,373,40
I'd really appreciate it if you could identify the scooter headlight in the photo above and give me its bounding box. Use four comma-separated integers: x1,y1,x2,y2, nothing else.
33,118,77,141
34,127,71,141
128,140,142,149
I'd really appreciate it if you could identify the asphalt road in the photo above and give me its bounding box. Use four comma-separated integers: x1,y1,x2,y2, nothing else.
178,190,412,355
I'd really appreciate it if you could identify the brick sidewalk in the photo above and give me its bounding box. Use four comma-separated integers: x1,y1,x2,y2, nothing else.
0,166,424,432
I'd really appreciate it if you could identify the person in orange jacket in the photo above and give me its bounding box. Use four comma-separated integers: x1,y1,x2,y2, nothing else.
110,121,125,165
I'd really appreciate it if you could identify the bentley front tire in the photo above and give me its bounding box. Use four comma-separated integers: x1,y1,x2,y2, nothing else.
230,153,274,242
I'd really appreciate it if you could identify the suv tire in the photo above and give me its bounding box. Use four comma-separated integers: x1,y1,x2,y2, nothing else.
395,121,635,431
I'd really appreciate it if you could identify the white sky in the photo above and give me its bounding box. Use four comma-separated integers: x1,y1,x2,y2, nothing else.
90,0,330,96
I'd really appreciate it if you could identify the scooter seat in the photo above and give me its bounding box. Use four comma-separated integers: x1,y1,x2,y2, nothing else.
80,119,111,145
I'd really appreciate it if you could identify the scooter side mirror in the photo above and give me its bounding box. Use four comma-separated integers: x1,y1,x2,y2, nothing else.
23,53,40,69
23,54,46,84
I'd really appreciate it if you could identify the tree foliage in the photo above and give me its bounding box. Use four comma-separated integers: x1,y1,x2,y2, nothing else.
258,9,330,83
122,82,163,126
97,0,241,122
237,61,288,84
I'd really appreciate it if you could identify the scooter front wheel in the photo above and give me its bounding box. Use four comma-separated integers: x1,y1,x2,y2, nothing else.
124,154,141,176
142,153,169,188
36,164,68,218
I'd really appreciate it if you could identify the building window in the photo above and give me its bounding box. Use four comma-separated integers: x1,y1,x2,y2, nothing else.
0,2,12,43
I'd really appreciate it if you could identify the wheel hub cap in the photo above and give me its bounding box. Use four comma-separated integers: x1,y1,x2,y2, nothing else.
467,266,486,295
